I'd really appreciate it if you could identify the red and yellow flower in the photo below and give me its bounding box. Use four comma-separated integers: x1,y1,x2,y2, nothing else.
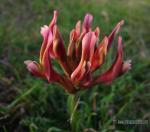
24,11,131,94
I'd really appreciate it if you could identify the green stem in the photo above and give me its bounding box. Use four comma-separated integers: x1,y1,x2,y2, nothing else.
67,94,80,132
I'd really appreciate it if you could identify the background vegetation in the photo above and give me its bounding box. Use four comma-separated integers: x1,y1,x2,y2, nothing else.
0,0,150,131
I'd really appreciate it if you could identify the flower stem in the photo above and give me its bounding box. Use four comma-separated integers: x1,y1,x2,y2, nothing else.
67,94,80,132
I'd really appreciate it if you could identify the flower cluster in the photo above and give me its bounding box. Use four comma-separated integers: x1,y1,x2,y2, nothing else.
24,11,131,94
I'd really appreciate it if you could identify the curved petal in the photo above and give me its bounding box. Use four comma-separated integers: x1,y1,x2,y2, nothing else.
53,26,66,59
81,32,97,61
24,60,44,77
67,21,81,63
80,61,92,87
41,34,65,83
67,29,77,58
71,32,96,83
91,36,108,71
40,25,49,63
94,27,100,38
94,36,123,85
39,11,58,63
49,10,58,28
53,25,71,76
75,20,81,37
82,13,93,33
107,20,124,51
40,25,49,38
42,31,56,82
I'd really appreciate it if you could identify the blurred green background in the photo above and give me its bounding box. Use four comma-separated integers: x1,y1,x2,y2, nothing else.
0,0,150,131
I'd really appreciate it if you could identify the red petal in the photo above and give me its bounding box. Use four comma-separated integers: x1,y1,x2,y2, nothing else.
94,36,123,85
77,61,86,81
40,29,61,82
40,25,49,63
81,32,97,61
67,29,77,57
24,60,44,77
94,27,100,38
40,11,58,62
42,32,55,82
80,61,92,87
75,20,81,37
91,36,108,71
49,10,58,28
53,26,66,59
53,26,72,76
71,32,96,83
82,13,93,33
107,20,124,51
42,30,55,60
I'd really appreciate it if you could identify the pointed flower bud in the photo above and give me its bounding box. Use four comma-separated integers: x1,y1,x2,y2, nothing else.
82,13,93,33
